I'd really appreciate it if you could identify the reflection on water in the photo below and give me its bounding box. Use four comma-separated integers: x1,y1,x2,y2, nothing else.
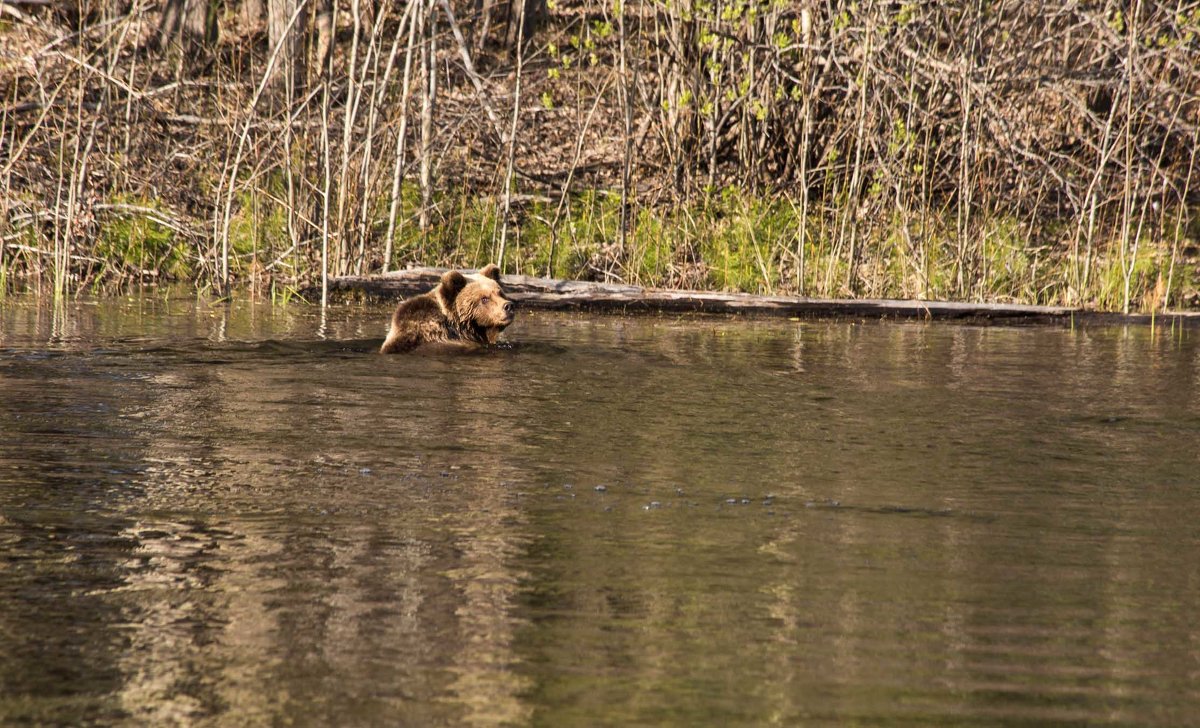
1,295,1199,726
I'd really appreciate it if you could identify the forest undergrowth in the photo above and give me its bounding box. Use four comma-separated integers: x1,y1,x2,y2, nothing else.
2,0,1198,312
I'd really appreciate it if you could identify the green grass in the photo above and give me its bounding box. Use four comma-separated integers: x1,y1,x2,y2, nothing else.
95,195,191,280
6,184,1198,313
1092,237,1166,312
228,184,290,276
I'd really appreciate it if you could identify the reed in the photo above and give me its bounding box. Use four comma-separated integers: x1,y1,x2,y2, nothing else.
0,0,1195,311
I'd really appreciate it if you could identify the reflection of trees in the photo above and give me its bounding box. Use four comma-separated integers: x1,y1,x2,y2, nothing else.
1,300,539,725
507,317,1200,724
3,304,1200,725
113,519,239,724
111,324,538,725
0,306,155,723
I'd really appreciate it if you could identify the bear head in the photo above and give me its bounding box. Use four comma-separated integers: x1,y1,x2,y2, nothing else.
436,264,515,344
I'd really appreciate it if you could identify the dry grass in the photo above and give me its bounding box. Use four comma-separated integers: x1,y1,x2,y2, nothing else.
0,0,1197,311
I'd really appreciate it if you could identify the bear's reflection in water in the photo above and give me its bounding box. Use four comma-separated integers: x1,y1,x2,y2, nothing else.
391,346,536,726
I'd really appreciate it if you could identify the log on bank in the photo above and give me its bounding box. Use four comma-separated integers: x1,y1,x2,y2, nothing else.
309,268,1200,328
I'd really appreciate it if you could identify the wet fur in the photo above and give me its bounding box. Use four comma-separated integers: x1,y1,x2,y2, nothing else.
380,265,514,354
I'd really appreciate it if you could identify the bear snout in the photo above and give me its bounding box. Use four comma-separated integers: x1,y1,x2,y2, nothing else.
498,302,515,326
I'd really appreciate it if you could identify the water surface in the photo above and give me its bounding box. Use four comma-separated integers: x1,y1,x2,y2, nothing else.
1,296,1199,726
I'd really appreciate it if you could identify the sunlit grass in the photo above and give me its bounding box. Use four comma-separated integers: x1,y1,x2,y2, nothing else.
3,182,1196,314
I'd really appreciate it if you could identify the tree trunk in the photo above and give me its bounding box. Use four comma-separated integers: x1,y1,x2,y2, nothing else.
267,0,305,92
157,0,217,54
313,0,334,86
240,0,265,32
474,0,493,55
504,0,544,53
418,0,436,232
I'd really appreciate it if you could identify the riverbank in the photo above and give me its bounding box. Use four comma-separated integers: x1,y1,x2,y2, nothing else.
5,187,1199,315
3,2,1198,312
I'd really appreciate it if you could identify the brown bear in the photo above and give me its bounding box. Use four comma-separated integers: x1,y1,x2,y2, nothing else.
380,264,515,353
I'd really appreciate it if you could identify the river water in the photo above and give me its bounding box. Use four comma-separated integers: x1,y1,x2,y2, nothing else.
1,296,1198,726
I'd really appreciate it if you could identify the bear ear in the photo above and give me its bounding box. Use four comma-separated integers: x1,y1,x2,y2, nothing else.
438,270,468,305
479,264,502,282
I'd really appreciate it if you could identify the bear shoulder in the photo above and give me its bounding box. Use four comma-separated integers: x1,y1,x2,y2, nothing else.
380,292,449,354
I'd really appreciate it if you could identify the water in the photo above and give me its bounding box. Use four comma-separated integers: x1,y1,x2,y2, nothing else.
1,296,1199,726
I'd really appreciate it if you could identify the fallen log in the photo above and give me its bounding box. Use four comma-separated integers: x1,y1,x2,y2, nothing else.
307,268,1200,328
